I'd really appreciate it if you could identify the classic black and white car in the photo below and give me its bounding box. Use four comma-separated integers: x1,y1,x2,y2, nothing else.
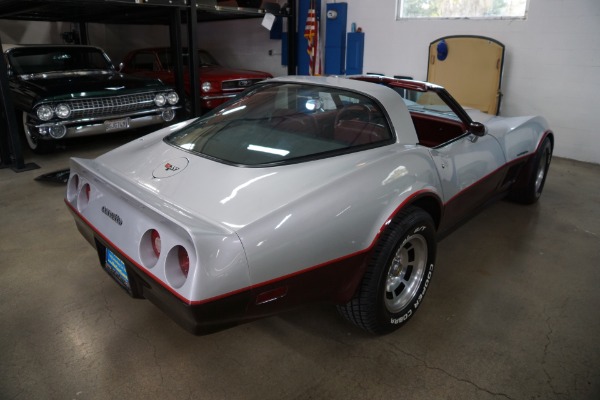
65,75,553,335
4,45,180,153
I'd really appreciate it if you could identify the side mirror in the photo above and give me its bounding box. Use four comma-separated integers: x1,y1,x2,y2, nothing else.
469,122,487,137
118,63,124,72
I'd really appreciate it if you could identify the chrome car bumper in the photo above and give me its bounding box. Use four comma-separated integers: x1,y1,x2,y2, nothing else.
200,94,238,110
201,93,238,101
29,107,179,140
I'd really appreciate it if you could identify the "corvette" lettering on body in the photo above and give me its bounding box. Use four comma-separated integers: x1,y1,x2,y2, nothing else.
101,206,123,226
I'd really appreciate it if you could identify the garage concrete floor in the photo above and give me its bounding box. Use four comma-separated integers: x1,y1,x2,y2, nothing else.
1,133,599,400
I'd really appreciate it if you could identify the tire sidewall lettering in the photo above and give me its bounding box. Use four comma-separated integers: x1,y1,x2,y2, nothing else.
390,309,412,325
389,259,435,325
413,225,426,234
340,206,437,334
386,221,434,325
413,264,434,310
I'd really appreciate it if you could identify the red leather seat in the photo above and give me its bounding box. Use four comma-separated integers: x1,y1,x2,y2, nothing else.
333,120,387,145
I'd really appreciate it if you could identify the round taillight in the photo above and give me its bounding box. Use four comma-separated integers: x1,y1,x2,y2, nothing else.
77,182,91,212
165,245,192,288
84,183,91,201
67,174,79,202
151,230,161,257
178,246,189,278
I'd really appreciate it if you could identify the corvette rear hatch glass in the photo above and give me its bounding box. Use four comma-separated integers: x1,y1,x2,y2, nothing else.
165,83,393,166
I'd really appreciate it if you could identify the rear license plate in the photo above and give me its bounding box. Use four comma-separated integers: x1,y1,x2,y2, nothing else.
104,118,130,131
105,248,131,292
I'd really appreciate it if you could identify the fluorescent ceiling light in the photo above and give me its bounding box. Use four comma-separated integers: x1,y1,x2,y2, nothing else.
247,144,290,157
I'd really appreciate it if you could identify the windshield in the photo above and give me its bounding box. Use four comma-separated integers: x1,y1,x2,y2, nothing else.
195,50,219,67
7,47,112,75
159,49,220,69
166,82,393,166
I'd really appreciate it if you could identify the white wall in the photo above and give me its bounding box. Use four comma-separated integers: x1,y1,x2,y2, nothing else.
0,18,286,74
0,20,168,65
0,20,69,45
196,19,288,76
99,19,287,74
90,24,171,66
344,0,600,163
2,0,599,163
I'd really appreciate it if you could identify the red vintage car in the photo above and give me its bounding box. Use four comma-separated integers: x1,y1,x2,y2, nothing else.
121,47,272,112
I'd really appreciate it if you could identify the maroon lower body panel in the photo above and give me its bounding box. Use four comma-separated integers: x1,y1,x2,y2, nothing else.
98,237,370,335
244,252,371,320
437,156,530,236
69,205,371,334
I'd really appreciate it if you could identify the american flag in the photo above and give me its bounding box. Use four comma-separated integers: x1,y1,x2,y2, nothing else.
304,0,322,75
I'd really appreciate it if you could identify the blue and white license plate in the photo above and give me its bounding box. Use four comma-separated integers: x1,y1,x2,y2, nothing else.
105,248,131,292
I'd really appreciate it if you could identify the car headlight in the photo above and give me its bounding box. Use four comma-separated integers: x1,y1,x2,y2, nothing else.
55,103,72,119
166,91,179,105
49,124,67,139
36,105,54,121
162,108,176,122
154,93,167,107
201,82,212,92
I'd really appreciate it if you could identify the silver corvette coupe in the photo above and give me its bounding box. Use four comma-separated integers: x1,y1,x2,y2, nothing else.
65,75,553,335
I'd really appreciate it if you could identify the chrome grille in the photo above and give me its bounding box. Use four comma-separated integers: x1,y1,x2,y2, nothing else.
69,93,156,119
222,79,264,91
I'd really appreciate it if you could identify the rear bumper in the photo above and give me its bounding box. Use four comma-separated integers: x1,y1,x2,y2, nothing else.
96,235,253,335
66,201,252,335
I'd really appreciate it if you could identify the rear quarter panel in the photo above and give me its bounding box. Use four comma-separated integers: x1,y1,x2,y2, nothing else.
237,145,442,295
486,115,551,160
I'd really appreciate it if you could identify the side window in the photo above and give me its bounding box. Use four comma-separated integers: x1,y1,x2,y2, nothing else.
131,53,156,71
400,89,467,147
158,50,172,70
273,85,290,109
317,92,337,111
338,94,360,106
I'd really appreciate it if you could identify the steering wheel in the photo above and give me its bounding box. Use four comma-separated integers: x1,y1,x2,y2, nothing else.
335,104,371,126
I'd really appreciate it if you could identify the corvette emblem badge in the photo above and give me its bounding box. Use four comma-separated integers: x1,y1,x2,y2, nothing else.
153,157,189,178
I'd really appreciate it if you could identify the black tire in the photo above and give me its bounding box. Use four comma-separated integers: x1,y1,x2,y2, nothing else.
338,206,436,334
510,137,552,204
20,111,55,154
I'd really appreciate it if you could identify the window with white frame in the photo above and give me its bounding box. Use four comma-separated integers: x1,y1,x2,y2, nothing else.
396,0,528,19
